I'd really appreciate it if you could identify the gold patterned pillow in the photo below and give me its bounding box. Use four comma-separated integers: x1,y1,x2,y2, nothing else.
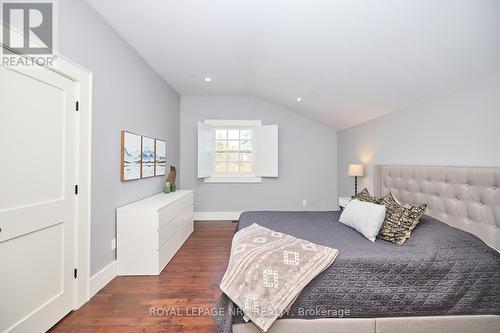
352,188,381,204
377,192,427,245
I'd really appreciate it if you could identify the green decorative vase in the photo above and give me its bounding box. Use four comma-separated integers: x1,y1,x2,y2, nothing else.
171,182,177,192
164,181,171,193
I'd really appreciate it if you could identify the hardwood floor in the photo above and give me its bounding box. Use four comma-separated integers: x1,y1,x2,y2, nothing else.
50,221,236,333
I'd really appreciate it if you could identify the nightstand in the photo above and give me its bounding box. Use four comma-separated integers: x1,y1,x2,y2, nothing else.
338,196,352,209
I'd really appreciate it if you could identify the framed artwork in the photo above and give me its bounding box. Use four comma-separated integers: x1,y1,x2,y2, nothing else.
141,136,155,178
121,131,142,181
155,139,166,176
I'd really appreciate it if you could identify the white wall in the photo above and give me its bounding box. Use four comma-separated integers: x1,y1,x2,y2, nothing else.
338,73,500,196
180,96,338,213
58,0,180,275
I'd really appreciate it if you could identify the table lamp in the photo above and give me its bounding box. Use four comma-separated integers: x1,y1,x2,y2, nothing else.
348,164,364,195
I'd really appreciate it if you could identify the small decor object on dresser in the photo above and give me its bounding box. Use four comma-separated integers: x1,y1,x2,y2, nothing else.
155,139,166,176
121,131,142,181
164,181,171,193
167,165,176,184
141,136,155,178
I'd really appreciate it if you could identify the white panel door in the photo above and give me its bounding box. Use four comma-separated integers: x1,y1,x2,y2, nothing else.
0,64,78,333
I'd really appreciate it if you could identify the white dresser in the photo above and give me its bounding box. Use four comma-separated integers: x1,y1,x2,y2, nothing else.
116,190,194,275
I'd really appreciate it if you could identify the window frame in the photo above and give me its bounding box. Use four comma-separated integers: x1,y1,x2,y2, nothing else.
203,120,262,183
213,127,254,175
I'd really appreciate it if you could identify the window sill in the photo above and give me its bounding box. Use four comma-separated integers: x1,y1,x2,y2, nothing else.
204,176,262,183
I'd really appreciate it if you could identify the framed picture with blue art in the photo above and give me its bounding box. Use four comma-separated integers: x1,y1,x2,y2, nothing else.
155,139,166,176
141,136,155,178
121,130,142,181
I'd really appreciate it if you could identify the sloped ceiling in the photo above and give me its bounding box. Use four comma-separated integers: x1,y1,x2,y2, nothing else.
86,0,500,129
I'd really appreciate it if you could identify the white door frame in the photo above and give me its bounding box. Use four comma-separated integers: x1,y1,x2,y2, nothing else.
58,55,93,309
1,43,93,309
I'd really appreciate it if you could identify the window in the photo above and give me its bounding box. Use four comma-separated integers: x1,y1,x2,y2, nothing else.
215,129,253,175
197,120,278,183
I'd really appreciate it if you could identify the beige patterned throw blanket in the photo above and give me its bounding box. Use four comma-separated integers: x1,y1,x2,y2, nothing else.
220,223,338,332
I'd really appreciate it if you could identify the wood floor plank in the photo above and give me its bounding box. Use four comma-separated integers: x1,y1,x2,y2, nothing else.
49,221,236,333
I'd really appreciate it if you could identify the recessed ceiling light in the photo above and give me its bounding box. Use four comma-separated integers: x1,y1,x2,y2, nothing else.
296,97,302,102
204,77,212,82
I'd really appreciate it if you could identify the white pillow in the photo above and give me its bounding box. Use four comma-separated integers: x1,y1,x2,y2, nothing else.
339,199,386,242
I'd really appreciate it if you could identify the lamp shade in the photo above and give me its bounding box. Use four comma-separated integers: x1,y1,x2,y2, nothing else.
348,164,364,177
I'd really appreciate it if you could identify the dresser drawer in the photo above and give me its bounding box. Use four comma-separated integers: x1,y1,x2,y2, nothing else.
158,218,195,272
158,232,179,272
158,192,193,229
158,205,193,249
180,219,194,242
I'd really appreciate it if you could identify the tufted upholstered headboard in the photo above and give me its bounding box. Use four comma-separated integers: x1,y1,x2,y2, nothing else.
374,165,500,250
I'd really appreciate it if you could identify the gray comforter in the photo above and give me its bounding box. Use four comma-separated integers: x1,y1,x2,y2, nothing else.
214,211,500,333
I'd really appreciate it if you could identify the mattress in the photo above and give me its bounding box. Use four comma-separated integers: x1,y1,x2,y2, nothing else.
214,211,500,333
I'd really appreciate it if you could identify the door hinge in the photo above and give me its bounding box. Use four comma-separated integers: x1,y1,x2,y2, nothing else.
75,185,79,195
74,268,78,279
75,101,79,111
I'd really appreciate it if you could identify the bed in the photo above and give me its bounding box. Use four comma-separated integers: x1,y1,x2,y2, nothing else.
214,165,500,333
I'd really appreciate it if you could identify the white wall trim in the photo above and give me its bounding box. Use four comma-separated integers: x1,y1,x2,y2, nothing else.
89,260,117,298
194,211,242,221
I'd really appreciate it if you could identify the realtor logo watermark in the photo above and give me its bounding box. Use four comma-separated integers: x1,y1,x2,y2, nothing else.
1,0,57,67
149,306,351,318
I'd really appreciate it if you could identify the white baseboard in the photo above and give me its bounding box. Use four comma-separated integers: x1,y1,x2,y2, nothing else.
89,260,117,298
194,211,242,221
